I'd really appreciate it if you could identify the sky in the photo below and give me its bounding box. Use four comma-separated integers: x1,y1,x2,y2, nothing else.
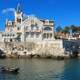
0,0,80,31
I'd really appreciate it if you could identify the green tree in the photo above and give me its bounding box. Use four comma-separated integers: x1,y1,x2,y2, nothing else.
70,25,77,33
77,26,80,32
63,26,70,33
56,25,63,32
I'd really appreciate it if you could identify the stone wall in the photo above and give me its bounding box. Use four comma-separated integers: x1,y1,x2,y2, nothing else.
0,40,66,58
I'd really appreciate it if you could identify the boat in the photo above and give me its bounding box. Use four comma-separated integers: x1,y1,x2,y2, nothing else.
0,49,6,59
1,67,19,74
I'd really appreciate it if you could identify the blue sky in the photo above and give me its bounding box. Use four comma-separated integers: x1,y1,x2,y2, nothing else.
0,0,80,31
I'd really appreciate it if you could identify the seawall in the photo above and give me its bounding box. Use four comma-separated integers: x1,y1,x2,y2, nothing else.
0,40,72,59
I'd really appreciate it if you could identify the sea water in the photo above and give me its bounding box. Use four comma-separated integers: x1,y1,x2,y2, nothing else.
0,59,80,80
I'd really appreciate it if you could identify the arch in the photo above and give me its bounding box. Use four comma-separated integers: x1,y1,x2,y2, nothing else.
44,27,52,31
22,17,43,28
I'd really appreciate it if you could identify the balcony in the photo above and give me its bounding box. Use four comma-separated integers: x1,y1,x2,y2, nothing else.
31,30,41,32
25,29,30,32
43,22,54,26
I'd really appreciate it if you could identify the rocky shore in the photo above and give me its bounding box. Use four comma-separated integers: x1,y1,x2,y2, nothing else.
5,46,70,60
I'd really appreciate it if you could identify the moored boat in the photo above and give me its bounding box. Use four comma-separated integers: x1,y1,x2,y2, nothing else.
1,67,19,74
0,49,6,59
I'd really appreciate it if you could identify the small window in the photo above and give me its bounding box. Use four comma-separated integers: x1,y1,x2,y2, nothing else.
36,33,39,38
50,34,52,38
10,39,12,42
31,32,34,38
17,26,20,30
31,24,34,30
17,18,21,23
35,23,38,26
26,32,29,37
25,26,28,30
8,34,10,36
36,26,39,30
13,34,15,36
2,34,3,37
43,33,46,38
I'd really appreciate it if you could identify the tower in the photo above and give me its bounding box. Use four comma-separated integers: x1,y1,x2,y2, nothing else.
15,3,23,23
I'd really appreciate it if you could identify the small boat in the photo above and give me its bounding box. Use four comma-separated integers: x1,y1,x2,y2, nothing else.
0,49,6,59
1,67,19,74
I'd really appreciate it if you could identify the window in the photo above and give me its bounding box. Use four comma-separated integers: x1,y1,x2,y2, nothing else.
44,27,52,31
50,34,52,38
31,20,34,24
36,26,39,30
47,34,49,38
2,34,3,37
10,39,12,42
9,26,13,32
16,33,21,42
31,24,34,30
26,32,29,37
35,23,38,26
36,33,39,38
17,26,21,30
13,34,15,37
43,33,46,38
31,32,34,38
17,18,21,23
31,24,38,30
7,34,9,37
25,26,28,30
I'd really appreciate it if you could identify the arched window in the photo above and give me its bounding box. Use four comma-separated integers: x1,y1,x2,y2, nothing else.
44,27,52,31
31,24,34,30
17,26,21,30
25,26,28,30
26,32,29,37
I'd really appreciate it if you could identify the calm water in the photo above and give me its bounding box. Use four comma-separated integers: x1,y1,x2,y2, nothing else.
0,59,80,80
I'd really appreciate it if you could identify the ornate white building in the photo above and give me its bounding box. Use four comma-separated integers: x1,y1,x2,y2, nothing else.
5,3,55,42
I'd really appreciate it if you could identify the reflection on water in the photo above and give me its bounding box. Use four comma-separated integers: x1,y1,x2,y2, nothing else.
0,59,80,80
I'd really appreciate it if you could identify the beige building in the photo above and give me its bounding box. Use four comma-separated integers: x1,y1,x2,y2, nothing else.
5,3,55,42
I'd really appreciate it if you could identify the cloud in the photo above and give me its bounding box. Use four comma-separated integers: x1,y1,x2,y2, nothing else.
2,8,15,14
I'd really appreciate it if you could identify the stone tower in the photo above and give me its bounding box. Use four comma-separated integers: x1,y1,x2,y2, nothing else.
15,3,23,24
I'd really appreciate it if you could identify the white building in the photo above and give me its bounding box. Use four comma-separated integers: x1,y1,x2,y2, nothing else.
4,3,55,42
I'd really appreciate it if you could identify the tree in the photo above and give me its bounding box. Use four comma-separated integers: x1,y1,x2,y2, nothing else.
56,25,63,32
63,26,70,34
70,25,77,33
76,26,80,32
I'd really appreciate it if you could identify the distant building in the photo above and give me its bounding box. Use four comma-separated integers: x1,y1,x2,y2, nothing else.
5,3,55,42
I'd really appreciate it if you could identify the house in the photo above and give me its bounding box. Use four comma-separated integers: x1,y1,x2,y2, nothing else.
5,3,55,42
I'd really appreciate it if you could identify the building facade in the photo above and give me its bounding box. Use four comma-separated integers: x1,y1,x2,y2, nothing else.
5,3,55,42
